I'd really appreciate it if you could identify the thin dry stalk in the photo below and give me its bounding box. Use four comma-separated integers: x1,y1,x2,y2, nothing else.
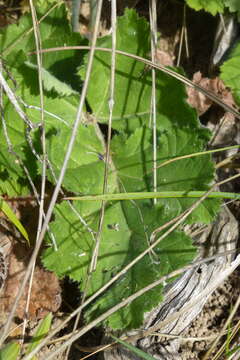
0,68,46,211
1,7,239,359
0,71,38,130
90,0,117,272
177,4,189,66
71,0,82,32
30,252,240,360
203,293,240,360
149,0,158,205
34,45,240,120
211,319,240,360
21,0,47,345
74,247,238,360
65,0,110,357
22,173,240,359
0,0,104,346
184,7,189,59
2,1,63,57
122,255,240,348
157,145,240,170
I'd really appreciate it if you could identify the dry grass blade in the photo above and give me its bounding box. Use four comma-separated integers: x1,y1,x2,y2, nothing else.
2,5,239,360
22,172,240,360
123,255,240,348
24,250,240,360
30,46,240,120
0,0,104,347
90,0,117,273
203,293,240,360
2,1,63,57
21,0,47,345
211,319,240,360
65,0,108,358
177,4,189,66
149,0,158,205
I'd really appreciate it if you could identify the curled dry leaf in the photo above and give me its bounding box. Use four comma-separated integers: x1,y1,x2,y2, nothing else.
186,71,238,118
1,240,61,321
154,49,174,66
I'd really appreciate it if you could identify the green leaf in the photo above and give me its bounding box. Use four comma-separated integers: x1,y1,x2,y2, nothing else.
26,313,52,356
1,6,220,331
43,194,196,330
0,198,29,243
44,124,116,198
43,201,132,288
225,0,240,20
0,1,116,206
42,9,219,330
78,9,198,133
0,3,84,196
220,42,240,105
24,61,79,97
0,4,106,200
87,214,196,329
111,335,156,360
65,190,240,202
186,0,240,18
111,127,219,224
0,165,30,196
185,0,225,15
0,75,116,212
19,0,60,15
43,124,218,329
1,3,82,91
0,343,20,360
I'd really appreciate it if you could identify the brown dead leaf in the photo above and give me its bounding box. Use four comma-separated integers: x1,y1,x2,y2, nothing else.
1,241,61,321
154,49,173,66
20,0,30,14
186,71,238,118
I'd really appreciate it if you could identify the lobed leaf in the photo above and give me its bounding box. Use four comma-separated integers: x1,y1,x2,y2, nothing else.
220,42,240,105
43,124,218,329
225,0,240,20
185,0,225,15
24,61,79,97
0,5,220,331
0,3,84,195
42,8,219,330
78,9,198,133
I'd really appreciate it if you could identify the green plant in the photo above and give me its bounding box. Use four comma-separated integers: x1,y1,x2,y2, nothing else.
0,342,20,360
220,42,240,103
186,0,240,18
111,335,157,360
25,313,52,359
0,313,52,360
1,2,238,333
